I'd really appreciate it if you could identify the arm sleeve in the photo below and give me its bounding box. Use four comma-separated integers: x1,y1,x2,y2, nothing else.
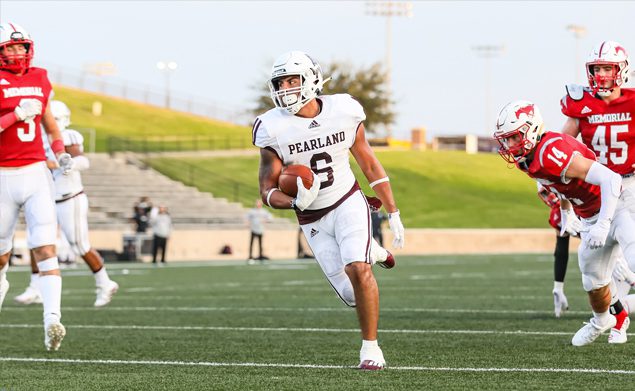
584,161,622,222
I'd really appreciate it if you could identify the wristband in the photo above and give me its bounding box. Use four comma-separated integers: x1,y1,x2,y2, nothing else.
265,188,279,207
369,177,389,188
51,139,65,154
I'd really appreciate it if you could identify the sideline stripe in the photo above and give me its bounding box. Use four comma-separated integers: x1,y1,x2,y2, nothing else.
0,323,610,337
0,357,633,374
0,306,595,315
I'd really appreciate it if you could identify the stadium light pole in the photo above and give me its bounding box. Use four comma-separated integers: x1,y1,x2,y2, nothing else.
472,44,505,135
566,24,587,83
156,61,178,109
365,1,413,139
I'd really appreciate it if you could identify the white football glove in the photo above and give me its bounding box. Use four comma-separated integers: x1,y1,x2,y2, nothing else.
388,210,405,249
584,219,611,249
14,98,43,121
559,208,583,236
612,253,635,286
57,153,74,175
293,173,320,211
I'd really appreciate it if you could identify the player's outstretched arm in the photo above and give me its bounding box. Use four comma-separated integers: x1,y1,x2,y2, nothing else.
350,123,404,248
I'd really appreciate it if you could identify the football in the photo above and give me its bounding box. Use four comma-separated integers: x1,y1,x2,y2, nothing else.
278,164,314,197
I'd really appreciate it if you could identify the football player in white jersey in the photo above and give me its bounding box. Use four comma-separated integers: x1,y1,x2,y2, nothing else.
253,51,405,370
14,100,119,307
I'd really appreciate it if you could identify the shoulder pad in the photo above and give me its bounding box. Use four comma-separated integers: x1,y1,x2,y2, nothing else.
565,84,586,101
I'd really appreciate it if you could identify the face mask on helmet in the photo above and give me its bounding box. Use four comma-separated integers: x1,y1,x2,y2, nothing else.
586,41,630,97
0,23,34,73
50,100,71,129
267,51,329,115
493,101,544,164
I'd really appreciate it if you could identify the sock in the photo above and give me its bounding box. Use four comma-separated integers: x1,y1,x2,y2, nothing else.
38,275,62,325
554,235,569,282
553,281,564,292
0,263,7,281
362,339,379,349
94,268,110,286
30,273,40,289
611,300,628,329
593,310,611,326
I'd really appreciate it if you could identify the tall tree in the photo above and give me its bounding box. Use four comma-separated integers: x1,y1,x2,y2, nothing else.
251,61,394,136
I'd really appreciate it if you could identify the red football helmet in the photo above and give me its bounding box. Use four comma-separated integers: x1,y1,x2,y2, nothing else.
0,22,34,73
586,41,630,97
493,100,545,164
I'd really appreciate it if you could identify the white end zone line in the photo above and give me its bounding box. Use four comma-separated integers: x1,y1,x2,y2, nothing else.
0,357,633,374
0,323,617,337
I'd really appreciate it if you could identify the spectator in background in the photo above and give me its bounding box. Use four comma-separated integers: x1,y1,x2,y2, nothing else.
246,199,272,263
133,196,153,233
150,205,172,265
371,210,388,248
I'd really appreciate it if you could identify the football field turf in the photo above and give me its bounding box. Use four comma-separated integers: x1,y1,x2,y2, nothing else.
1,254,634,390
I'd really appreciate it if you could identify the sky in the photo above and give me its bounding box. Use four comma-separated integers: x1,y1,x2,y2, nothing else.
2,1,635,141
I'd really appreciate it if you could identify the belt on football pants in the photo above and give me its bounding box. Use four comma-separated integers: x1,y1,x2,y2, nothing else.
622,173,635,179
55,190,84,204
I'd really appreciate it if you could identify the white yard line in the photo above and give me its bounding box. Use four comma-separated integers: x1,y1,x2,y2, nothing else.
0,357,633,374
0,306,592,315
0,323,600,336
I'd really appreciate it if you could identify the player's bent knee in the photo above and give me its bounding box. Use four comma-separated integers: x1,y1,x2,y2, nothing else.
582,273,611,292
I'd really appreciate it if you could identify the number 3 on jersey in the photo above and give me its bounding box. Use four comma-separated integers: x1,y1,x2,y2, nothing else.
16,118,36,142
592,125,628,165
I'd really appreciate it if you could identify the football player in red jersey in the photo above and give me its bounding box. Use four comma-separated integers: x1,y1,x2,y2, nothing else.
0,22,72,351
560,40,635,342
494,100,635,346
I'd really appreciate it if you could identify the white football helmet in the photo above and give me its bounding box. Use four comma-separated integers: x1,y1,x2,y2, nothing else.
586,41,630,97
0,22,33,73
493,100,544,163
50,100,71,130
267,51,329,115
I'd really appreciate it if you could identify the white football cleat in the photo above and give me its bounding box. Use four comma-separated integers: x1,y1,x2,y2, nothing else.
44,322,66,351
553,289,568,318
94,280,119,307
14,285,43,305
572,315,616,346
359,345,386,370
609,315,630,344
0,278,9,312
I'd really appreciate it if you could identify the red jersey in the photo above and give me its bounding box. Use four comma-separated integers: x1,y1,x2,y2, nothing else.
561,86,635,175
0,67,52,167
521,132,602,218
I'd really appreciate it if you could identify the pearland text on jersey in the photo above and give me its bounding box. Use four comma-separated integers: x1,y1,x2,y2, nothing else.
288,131,346,155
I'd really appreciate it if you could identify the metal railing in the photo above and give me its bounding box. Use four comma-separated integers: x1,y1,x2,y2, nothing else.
107,135,252,154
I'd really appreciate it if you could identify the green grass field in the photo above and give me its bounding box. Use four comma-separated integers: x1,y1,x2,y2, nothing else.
53,85,251,152
1,255,633,390
146,150,548,228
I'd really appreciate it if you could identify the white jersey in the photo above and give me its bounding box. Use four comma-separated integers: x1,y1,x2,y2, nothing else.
53,128,85,199
253,94,365,210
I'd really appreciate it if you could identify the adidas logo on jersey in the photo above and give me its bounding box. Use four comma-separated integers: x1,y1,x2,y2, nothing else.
581,106,592,114
0,79,9,85
310,228,319,238
309,120,320,129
